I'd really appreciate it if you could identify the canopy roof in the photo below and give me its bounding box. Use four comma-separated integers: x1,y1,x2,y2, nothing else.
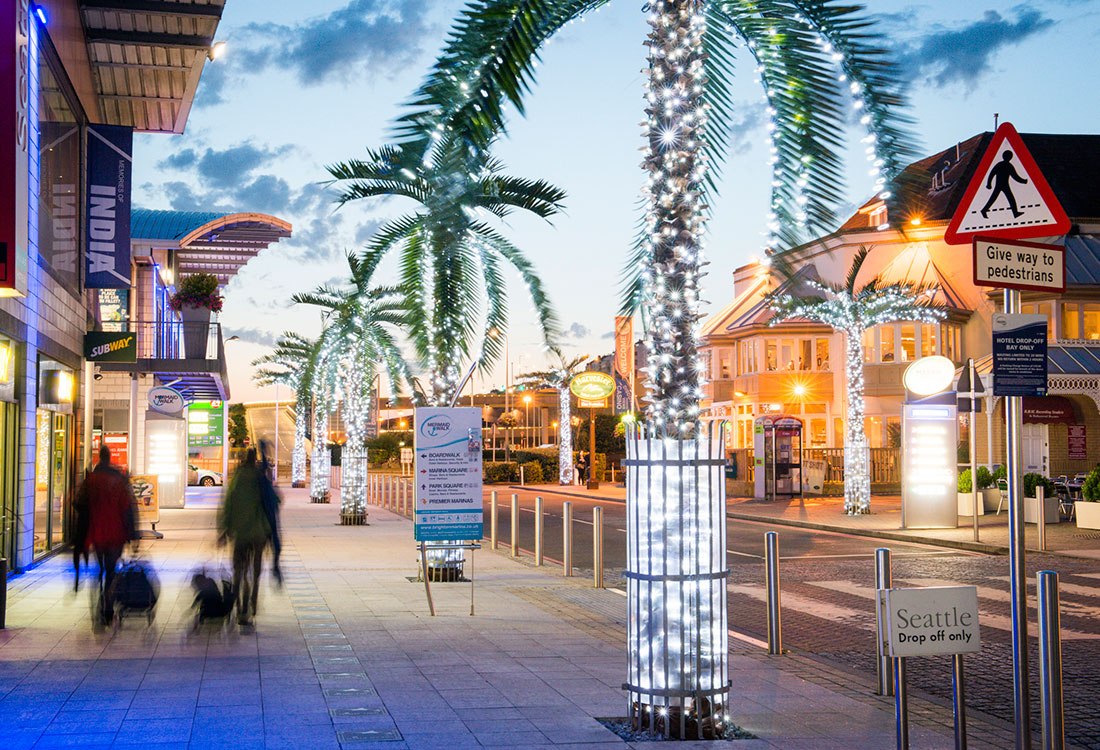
132,208,292,284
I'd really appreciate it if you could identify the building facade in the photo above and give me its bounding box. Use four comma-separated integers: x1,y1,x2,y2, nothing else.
702,131,1100,481
1,0,228,570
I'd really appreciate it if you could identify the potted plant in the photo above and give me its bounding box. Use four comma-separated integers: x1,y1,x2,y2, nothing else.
169,273,222,359
983,466,1006,511
1023,473,1059,524
957,469,984,516
1078,467,1100,530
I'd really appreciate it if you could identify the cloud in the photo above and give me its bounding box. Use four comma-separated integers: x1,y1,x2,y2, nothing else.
354,218,386,245
232,0,433,87
895,9,1055,88
158,141,295,190
235,175,293,213
224,326,279,347
193,62,227,109
563,322,590,339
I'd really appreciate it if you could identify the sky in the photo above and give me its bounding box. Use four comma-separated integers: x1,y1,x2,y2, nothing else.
129,0,1100,403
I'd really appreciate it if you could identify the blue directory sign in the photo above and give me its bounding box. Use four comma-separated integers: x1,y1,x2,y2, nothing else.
413,407,484,542
992,313,1048,397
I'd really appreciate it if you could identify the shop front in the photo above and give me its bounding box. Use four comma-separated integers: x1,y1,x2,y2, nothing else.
33,363,76,559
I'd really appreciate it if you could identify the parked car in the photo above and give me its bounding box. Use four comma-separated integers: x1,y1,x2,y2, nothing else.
188,464,223,487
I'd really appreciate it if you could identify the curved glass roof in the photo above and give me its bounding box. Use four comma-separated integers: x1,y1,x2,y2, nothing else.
132,209,226,241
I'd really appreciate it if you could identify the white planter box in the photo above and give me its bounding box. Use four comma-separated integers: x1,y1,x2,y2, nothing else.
981,488,1002,512
1024,496,1060,525
1076,501,1100,530
957,492,985,516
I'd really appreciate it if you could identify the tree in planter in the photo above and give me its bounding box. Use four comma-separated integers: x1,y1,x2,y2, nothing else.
515,348,589,484
395,0,913,736
768,247,944,515
169,273,223,359
294,255,412,523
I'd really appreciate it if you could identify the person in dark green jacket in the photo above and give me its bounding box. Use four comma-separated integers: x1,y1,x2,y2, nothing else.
217,448,271,627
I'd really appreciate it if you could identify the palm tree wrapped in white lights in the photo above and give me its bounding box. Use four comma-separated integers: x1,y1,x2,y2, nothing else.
252,333,321,489
768,247,945,515
516,348,590,484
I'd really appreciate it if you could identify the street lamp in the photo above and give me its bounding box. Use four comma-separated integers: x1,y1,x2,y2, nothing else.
551,420,558,446
523,394,532,449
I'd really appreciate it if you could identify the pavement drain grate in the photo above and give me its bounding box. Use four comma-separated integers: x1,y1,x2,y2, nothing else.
330,707,387,717
301,623,339,629
305,633,347,640
299,614,336,620
325,687,378,697
337,729,401,742
319,672,368,681
310,644,353,652
315,657,361,665
295,605,331,611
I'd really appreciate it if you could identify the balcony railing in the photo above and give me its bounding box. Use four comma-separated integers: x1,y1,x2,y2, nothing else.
102,321,225,361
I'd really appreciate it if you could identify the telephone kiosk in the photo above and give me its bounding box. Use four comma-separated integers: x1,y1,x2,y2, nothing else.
753,415,804,501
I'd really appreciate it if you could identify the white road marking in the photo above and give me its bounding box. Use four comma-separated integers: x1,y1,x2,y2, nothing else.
727,549,761,559
728,629,769,649
609,588,627,597
779,552,958,560
728,584,873,631
991,575,1100,600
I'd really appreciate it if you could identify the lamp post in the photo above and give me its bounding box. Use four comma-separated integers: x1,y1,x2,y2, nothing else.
523,394,532,449
552,420,558,447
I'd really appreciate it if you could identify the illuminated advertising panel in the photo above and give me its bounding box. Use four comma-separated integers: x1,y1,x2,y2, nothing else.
901,403,958,529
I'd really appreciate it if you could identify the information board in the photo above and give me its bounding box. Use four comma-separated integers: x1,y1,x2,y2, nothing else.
880,586,981,658
992,313,1048,397
413,407,484,542
1069,425,1087,461
187,401,224,447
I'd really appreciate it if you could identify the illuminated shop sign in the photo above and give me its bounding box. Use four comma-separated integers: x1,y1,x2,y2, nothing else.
901,403,958,529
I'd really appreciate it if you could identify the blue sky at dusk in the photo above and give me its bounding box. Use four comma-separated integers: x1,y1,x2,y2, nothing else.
130,0,1100,402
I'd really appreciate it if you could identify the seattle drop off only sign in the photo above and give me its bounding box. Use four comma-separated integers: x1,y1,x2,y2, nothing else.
879,586,981,658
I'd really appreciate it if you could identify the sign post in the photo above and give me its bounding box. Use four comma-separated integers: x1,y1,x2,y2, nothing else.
948,122,1069,749
569,372,615,490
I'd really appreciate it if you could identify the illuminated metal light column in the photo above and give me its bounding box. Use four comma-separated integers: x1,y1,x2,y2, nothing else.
624,423,728,739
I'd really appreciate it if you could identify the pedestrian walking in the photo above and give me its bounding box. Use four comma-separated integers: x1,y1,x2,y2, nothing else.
217,448,271,628
578,451,589,483
258,440,283,586
75,445,136,624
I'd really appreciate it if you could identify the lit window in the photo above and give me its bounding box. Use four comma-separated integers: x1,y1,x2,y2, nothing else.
921,324,936,357
881,326,895,362
799,340,812,371
1063,303,1080,340
900,324,916,362
816,338,830,370
765,341,778,371
1084,304,1100,340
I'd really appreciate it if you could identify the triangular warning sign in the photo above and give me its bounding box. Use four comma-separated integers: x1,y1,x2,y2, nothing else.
944,122,1070,245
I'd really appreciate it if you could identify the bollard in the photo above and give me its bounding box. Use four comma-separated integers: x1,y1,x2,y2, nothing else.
593,506,604,588
953,654,967,750
1038,571,1064,750
490,491,498,550
0,557,6,629
1037,485,1047,552
520,465,525,486
562,501,573,576
895,657,909,750
875,548,895,697
765,531,781,655
535,496,544,566
510,494,519,557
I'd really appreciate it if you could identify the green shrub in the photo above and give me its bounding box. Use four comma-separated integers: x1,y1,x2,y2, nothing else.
521,460,543,484
484,462,519,484
976,466,993,490
991,465,1007,483
1082,467,1100,503
1023,472,1055,499
958,469,972,494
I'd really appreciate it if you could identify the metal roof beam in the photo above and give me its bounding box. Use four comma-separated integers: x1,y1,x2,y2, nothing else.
85,29,214,49
99,94,181,104
80,0,223,18
93,61,192,73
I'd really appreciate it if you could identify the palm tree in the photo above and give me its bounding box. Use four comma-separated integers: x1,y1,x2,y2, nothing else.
294,255,413,522
768,247,945,515
389,0,913,433
252,332,320,489
328,140,565,406
516,348,590,484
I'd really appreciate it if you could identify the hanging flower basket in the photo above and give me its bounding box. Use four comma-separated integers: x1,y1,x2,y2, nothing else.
170,274,222,359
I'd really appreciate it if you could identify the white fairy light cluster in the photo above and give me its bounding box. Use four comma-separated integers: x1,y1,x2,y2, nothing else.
639,0,709,435
770,278,944,514
338,339,372,519
291,417,307,486
557,381,573,484
310,402,331,502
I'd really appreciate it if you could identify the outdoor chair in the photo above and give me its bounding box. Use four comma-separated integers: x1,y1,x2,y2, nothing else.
996,478,1009,515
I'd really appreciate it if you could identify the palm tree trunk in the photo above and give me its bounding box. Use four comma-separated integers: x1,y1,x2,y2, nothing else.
310,404,331,503
844,329,871,514
642,0,707,435
339,354,371,524
291,403,307,487
558,384,573,484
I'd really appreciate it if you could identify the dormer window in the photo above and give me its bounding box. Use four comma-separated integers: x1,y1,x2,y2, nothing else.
858,200,888,229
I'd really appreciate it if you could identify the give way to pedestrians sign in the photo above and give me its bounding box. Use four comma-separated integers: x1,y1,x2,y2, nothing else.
973,236,1065,294
944,122,1070,245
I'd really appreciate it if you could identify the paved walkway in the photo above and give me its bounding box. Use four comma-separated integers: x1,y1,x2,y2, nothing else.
516,483,1100,559
2,488,1015,749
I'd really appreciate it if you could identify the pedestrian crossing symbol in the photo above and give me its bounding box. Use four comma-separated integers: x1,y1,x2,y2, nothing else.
944,122,1070,245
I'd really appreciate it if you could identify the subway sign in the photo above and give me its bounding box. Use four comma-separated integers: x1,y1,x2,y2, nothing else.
84,331,137,363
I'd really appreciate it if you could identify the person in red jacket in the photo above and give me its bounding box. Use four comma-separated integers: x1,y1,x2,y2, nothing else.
75,445,135,624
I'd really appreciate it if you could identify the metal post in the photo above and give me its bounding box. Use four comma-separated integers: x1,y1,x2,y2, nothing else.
0,557,7,629
765,531,781,655
510,493,519,557
534,496,544,565
593,506,604,588
1037,485,1046,552
490,491,498,550
969,358,979,542
895,657,909,750
875,548,895,696
562,501,573,576
420,541,435,617
953,654,968,750
1037,571,1064,750
520,465,525,486
1005,288,1032,750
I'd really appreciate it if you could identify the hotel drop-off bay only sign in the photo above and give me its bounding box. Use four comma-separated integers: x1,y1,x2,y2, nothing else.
879,586,981,658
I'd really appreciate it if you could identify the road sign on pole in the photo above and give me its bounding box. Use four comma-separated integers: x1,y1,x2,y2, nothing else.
945,122,1070,246
973,237,1065,293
